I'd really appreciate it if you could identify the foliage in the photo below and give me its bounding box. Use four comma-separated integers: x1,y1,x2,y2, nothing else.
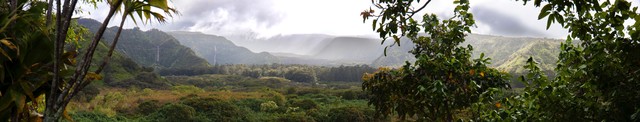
178,96,251,122
326,107,370,122
285,68,317,83
260,101,279,112
71,111,128,122
77,19,209,69
136,100,160,114
471,0,640,121
160,64,376,82
147,103,196,122
290,99,319,110
0,0,64,121
171,85,205,94
361,0,510,121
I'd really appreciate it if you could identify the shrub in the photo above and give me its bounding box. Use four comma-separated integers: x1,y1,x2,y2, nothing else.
71,111,129,122
137,100,160,114
180,97,250,121
171,85,204,94
277,112,314,122
264,91,286,106
74,83,101,102
260,101,279,112
327,107,367,122
291,99,319,110
148,103,196,122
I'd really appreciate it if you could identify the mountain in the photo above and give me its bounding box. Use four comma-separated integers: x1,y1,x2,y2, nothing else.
372,34,564,74
370,38,416,67
229,34,334,55
78,19,210,68
167,31,281,64
310,37,385,63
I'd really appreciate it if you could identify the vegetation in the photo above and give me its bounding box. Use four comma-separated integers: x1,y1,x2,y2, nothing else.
160,64,377,82
78,19,209,69
361,0,510,120
2,0,638,121
65,74,381,122
362,0,640,121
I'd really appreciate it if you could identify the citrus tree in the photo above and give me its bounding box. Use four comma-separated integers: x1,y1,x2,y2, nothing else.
361,0,510,121
473,0,640,121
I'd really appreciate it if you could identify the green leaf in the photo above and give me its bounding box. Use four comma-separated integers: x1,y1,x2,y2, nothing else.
546,13,554,30
539,4,552,19
373,19,378,31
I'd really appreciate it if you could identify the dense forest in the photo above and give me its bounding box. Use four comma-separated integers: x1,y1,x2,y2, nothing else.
1,0,639,122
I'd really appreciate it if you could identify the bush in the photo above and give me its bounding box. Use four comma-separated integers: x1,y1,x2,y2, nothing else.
277,112,314,122
339,90,367,100
180,97,250,121
74,83,101,102
71,111,129,122
291,99,319,110
137,100,160,114
327,107,367,122
260,101,279,112
285,69,317,83
148,103,196,122
234,98,266,112
171,85,204,94
264,91,286,106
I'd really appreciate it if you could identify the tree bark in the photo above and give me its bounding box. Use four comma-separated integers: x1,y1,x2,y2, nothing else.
45,0,54,26
95,14,128,74
44,0,123,121
45,0,72,120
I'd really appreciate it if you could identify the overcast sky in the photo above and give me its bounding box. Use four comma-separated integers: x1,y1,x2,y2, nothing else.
76,0,639,39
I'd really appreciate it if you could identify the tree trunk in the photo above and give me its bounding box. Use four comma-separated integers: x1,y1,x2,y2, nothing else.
45,0,73,120
45,0,54,26
95,14,128,74
44,0,122,121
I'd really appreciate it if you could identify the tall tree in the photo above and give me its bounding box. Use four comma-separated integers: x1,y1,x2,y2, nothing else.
473,0,640,121
95,0,176,74
0,0,176,121
0,0,55,121
361,0,510,121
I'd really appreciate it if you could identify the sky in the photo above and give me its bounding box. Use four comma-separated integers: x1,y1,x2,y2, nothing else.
75,0,639,39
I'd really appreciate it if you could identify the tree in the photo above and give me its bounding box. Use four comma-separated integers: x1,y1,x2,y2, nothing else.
0,0,176,121
473,0,640,121
95,0,176,74
0,1,56,121
361,0,509,121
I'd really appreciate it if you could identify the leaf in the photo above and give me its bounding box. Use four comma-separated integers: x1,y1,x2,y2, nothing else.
546,13,554,30
372,19,378,31
148,0,169,10
63,107,73,122
538,4,552,19
383,46,388,56
0,48,10,61
85,72,103,81
0,39,16,50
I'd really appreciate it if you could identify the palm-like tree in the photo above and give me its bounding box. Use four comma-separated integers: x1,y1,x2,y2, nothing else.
95,0,177,73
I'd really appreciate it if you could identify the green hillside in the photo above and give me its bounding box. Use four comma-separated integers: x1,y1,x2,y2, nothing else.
372,34,563,74
78,19,210,69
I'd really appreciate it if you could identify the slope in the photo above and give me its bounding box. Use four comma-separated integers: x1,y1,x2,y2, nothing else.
78,19,210,68
311,37,385,63
167,31,281,64
372,34,563,74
